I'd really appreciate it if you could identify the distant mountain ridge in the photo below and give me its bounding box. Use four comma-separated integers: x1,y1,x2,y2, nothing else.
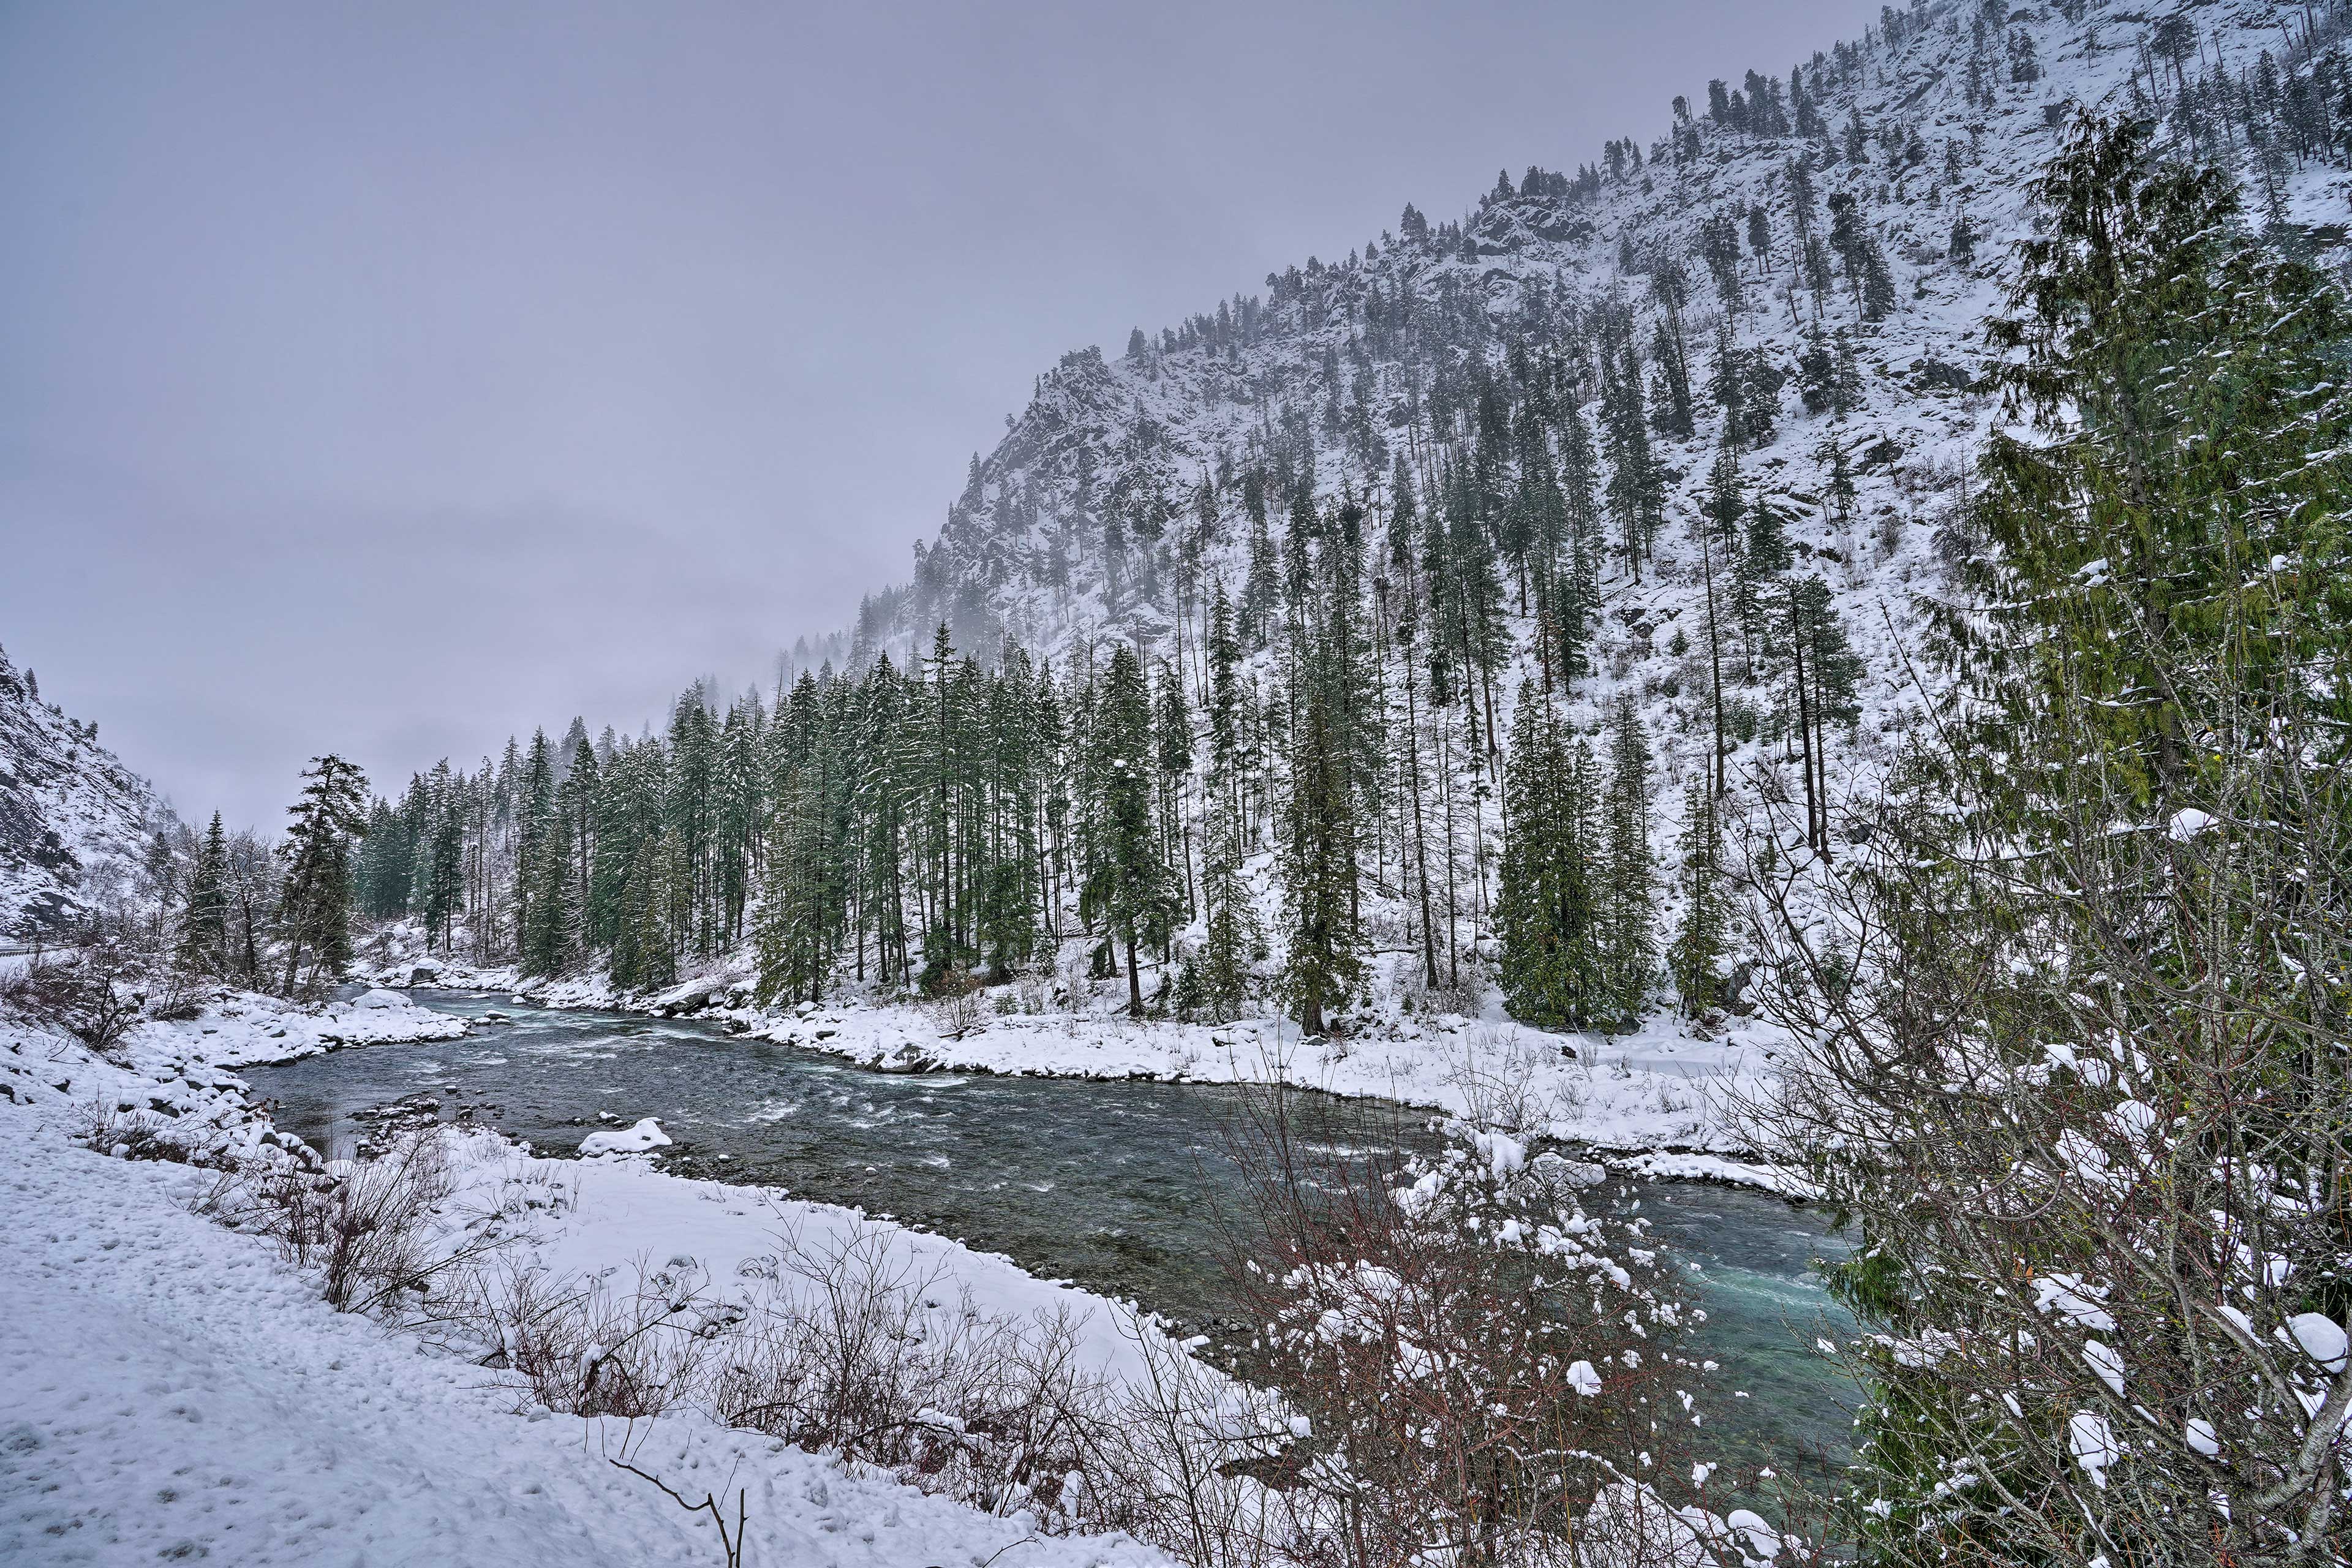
0,643,166,939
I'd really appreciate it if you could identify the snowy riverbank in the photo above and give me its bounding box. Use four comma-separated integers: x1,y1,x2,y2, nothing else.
366,948,1808,1195
0,1001,1185,1566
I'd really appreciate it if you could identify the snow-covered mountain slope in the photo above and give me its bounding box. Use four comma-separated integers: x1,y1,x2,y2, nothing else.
0,641,167,939
845,0,2351,725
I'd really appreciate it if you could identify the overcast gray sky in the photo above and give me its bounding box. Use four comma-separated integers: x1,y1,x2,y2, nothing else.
2,0,1877,829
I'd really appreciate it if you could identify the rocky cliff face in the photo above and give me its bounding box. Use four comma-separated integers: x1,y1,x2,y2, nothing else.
0,644,166,939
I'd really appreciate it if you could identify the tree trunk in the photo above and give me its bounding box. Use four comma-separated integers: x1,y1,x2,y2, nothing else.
1439,717,1460,990
1125,923,1144,1018
1405,663,1440,990
1809,657,1834,865
1791,599,1819,853
1700,518,1729,797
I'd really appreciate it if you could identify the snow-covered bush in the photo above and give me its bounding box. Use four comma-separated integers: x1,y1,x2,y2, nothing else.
470,1258,717,1421
71,1100,233,1167
222,1127,471,1313
1218,1090,1722,1566
0,941,142,1056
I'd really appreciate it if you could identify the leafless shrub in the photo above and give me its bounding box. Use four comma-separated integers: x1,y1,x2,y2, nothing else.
1436,1023,1556,1133
929,965,987,1038
1055,952,1096,1012
147,966,208,1022
1403,963,1490,1025
1,942,142,1055
72,1101,233,1168
311,1133,453,1311
1088,1310,1284,1567
1013,968,1052,1015
705,1223,1297,1558
709,1219,1119,1523
182,1162,253,1223
470,1260,715,1419
224,1128,511,1314
0,952,49,1014
1874,508,1904,560
1213,1088,1715,1567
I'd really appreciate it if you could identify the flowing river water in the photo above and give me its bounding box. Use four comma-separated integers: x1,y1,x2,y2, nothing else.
246,991,1860,1472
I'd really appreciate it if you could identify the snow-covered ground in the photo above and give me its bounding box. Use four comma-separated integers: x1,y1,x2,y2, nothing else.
149,984,473,1067
0,987,470,1164
0,1003,1185,1566
4,983,1815,1566
737,1000,1789,1173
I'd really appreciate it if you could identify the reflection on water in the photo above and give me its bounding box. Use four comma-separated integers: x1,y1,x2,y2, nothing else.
248,991,1857,1468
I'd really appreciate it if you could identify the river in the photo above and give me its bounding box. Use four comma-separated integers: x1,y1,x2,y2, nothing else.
246,990,1858,1471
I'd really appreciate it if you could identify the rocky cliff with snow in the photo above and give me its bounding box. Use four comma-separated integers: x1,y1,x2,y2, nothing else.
0,643,167,939
838,0,2351,717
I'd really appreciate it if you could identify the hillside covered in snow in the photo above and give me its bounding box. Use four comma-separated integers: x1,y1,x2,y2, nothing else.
0,641,166,940
855,0,2350,690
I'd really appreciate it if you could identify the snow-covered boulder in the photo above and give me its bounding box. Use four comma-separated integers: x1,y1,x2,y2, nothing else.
579,1117,673,1158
